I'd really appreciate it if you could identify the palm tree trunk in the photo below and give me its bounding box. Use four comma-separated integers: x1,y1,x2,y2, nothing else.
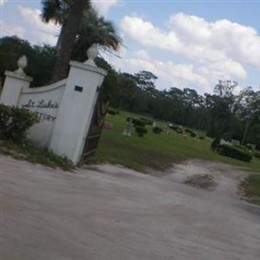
241,119,251,145
56,22,66,51
51,0,86,82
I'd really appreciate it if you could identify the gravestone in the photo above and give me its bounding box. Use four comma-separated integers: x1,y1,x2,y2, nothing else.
122,118,132,136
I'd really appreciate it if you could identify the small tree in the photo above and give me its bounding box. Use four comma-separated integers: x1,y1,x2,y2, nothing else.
236,87,260,145
0,105,39,144
207,80,237,139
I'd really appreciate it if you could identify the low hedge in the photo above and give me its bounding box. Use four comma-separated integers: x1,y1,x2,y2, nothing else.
185,128,197,138
140,117,153,125
135,125,148,137
217,144,253,162
254,151,260,160
0,104,39,144
107,108,119,115
169,125,183,134
127,117,145,127
190,132,197,138
153,126,163,134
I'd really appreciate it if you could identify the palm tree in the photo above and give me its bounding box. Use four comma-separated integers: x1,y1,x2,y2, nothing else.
41,0,71,26
72,8,122,61
41,0,122,81
41,0,90,82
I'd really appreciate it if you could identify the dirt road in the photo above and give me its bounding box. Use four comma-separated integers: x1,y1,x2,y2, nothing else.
1,155,260,260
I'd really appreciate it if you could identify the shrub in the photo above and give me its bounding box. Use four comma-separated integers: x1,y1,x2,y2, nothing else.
153,126,163,134
107,108,119,115
170,125,183,134
175,127,183,134
185,128,197,138
0,104,39,144
135,126,148,137
185,129,192,134
190,132,197,138
254,151,260,160
210,138,220,151
217,144,253,162
130,118,145,127
169,125,178,131
140,117,153,125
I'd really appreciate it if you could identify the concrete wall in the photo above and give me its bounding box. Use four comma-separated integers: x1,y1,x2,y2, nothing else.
18,79,66,148
0,56,107,165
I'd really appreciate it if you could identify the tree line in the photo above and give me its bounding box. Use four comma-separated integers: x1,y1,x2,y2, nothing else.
109,70,259,148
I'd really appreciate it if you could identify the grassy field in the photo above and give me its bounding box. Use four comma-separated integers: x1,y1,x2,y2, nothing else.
96,111,260,173
241,174,260,205
96,111,260,204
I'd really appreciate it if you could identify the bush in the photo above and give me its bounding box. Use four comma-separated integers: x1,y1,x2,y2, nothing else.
175,127,183,134
140,117,153,125
190,132,197,138
169,125,177,131
185,128,197,138
254,150,260,160
135,126,147,137
153,126,163,134
0,104,39,144
217,144,253,162
129,118,145,127
210,138,220,151
169,125,183,134
185,129,192,134
107,108,119,115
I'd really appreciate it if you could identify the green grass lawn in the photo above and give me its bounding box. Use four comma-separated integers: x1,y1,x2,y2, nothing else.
96,111,260,205
241,173,260,205
96,111,260,173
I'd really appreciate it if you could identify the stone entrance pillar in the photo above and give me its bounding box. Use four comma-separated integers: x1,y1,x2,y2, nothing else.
49,57,107,164
0,56,32,106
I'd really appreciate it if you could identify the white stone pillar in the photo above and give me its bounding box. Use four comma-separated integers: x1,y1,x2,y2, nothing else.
49,60,107,164
0,56,33,106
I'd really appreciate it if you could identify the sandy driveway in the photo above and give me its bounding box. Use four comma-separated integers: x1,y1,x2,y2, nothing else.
1,155,260,260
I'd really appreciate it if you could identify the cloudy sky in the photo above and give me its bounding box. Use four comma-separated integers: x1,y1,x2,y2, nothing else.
1,0,260,94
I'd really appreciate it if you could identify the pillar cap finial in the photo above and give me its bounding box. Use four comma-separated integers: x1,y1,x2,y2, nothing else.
84,44,98,66
15,55,28,75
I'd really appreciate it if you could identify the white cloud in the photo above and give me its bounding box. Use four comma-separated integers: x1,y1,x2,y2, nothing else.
0,20,25,38
121,16,182,52
103,46,249,94
122,13,260,70
0,0,8,6
120,13,260,92
103,48,211,93
169,13,211,44
18,5,58,45
199,59,246,80
91,0,120,16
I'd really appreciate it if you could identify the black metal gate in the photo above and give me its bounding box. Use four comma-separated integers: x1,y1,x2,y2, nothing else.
80,90,108,164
